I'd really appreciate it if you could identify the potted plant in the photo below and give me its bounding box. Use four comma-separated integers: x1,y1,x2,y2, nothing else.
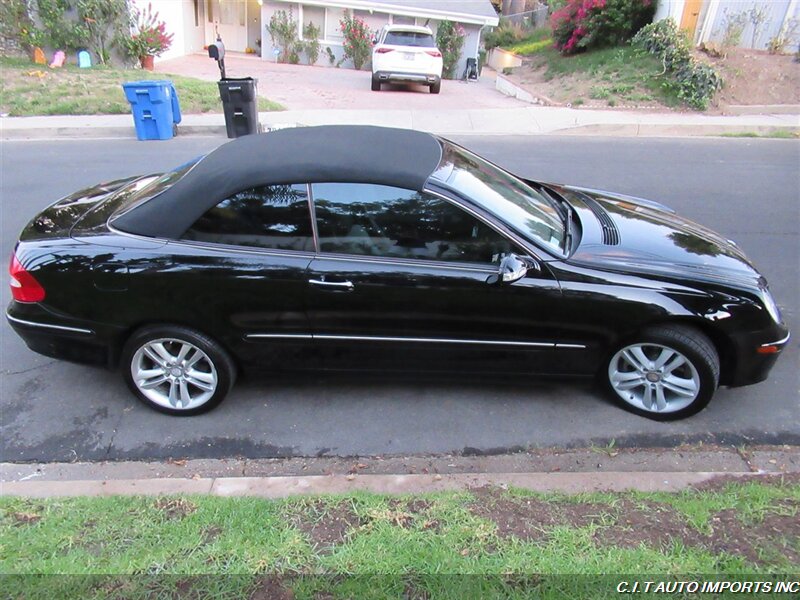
122,2,173,70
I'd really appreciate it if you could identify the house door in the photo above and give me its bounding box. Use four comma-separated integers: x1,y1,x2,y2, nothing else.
680,0,703,39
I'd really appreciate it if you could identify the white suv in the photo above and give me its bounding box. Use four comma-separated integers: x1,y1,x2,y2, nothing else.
371,25,443,94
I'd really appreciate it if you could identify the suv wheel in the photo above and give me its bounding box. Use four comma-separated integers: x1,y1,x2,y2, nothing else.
371,75,381,91
430,79,441,94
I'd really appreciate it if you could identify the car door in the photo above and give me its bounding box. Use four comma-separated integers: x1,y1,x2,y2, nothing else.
164,183,316,368
305,182,567,375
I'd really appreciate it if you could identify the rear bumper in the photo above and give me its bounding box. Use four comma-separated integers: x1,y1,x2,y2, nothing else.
374,70,440,85
6,302,120,367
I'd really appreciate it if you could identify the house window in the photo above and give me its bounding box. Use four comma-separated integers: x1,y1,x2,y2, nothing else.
392,15,415,25
325,8,345,39
302,5,325,39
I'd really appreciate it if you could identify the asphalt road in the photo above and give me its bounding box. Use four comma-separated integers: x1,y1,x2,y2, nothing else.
1,135,798,462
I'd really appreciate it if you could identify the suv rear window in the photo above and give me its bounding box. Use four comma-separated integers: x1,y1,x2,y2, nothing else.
384,31,436,47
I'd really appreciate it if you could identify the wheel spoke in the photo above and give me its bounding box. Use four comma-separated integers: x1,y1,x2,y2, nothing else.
654,385,668,411
186,373,215,392
653,348,675,370
143,346,168,368
179,380,191,406
140,374,168,389
185,349,203,369
622,348,648,371
611,370,646,390
151,342,175,364
662,375,698,398
168,380,180,407
135,367,163,381
642,385,654,410
176,343,192,362
663,354,687,376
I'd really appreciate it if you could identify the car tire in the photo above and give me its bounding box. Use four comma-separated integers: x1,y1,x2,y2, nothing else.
430,79,441,94
603,325,719,421
121,325,236,416
371,75,381,91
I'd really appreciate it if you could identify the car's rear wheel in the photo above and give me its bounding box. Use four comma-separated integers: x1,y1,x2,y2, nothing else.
430,79,441,94
371,75,381,91
604,325,719,421
121,325,236,416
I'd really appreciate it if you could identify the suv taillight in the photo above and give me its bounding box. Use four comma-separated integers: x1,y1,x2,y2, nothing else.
9,254,45,303
425,50,442,58
375,47,394,54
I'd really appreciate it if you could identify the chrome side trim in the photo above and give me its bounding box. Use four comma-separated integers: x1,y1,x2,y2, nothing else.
245,333,589,349
315,335,553,347
6,313,94,335
311,252,497,274
245,334,314,340
761,333,790,347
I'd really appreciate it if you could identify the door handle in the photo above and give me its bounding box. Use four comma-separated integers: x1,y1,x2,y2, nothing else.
309,278,354,290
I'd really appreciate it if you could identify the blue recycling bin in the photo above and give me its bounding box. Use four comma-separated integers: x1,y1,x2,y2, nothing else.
122,80,182,141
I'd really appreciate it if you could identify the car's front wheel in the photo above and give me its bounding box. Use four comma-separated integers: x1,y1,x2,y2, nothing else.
604,325,719,421
121,325,236,416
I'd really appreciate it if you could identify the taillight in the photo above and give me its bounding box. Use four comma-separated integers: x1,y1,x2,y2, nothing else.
425,50,442,58
9,254,45,303
375,47,394,54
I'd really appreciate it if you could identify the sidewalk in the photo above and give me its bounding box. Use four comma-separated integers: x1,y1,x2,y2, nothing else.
2,105,798,140
3,445,797,498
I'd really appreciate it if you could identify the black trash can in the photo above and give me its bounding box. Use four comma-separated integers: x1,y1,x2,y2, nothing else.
218,77,259,138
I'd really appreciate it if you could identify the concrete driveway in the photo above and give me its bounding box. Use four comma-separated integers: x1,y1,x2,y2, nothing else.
155,53,527,111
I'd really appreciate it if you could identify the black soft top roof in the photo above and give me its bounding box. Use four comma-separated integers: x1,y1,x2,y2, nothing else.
113,125,443,239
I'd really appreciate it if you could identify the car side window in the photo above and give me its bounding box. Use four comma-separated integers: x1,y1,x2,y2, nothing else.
312,183,521,265
182,184,314,252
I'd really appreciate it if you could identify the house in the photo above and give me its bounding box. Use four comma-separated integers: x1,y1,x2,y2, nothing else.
655,0,799,50
149,0,499,76
260,0,499,74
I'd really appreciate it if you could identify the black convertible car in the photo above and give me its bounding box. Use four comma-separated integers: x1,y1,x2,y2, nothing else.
7,126,789,419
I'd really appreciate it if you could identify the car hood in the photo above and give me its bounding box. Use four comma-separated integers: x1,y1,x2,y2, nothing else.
555,186,763,288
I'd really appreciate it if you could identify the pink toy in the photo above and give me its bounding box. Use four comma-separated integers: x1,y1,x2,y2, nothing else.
49,50,66,68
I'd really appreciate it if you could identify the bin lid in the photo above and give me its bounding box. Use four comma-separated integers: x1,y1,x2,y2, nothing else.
122,80,174,88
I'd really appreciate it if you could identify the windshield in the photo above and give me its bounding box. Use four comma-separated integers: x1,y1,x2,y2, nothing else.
431,142,566,254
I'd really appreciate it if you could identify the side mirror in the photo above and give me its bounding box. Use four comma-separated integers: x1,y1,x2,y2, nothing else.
499,253,529,284
372,37,378,45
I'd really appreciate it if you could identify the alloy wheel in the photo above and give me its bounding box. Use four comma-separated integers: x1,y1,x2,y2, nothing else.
608,343,700,414
131,338,218,410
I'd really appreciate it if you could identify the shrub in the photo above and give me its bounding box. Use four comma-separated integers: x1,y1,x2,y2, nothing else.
340,12,372,70
436,20,466,79
267,9,299,63
551,0,655,54
302,21,321,65
633,19,723,110
484,20,524,50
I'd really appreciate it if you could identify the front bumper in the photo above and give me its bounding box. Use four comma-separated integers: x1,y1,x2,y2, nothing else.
374,70,440,84
726,327,791,387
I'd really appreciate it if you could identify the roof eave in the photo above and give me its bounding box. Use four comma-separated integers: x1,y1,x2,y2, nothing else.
271,0,500,26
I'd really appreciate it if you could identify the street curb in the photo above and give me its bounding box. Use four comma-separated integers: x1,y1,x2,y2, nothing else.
0,471,759,498
2,123,798,140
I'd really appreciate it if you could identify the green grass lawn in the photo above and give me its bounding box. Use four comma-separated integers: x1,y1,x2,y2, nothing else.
2,478,798,599
0,56,284,117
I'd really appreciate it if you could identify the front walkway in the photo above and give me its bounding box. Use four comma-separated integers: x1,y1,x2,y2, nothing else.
154,53,527,111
